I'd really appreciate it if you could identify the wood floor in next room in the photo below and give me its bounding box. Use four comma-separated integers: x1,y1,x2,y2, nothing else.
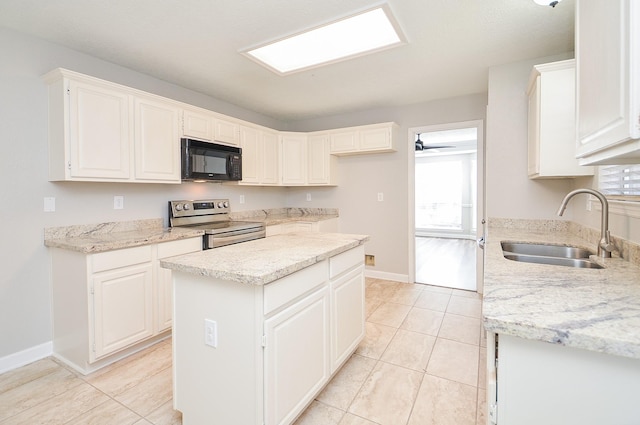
0,279,486,425
415,236,477,291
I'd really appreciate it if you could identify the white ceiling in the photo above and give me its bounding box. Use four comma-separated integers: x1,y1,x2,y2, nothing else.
0,0,575,122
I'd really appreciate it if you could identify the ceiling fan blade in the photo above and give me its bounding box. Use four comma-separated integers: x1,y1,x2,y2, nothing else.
422,145,454,149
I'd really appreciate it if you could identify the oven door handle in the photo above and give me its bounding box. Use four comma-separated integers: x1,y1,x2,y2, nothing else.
207,230,266,249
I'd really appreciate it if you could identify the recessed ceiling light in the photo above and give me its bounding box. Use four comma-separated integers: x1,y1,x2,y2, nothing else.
242,5,405,75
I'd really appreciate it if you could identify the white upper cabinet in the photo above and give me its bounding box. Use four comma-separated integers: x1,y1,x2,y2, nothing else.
527,59,593,178
214,117,240,146
237,125,279,185
329,122,398,155
308,133,337,185
182,108,213,141
134,96,181,182
280,132,308,186
279,132,337,186
44,68,180,183
182,107,240,147
261,131,280,185
575,0,640,165
60,78,131,180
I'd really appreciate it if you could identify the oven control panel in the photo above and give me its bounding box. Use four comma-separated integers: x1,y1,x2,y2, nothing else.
170,199,230,218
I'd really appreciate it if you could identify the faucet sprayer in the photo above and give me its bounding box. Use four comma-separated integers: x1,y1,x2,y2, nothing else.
557,189,614,258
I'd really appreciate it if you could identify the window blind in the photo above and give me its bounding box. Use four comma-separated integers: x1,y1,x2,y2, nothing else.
599,165,640,196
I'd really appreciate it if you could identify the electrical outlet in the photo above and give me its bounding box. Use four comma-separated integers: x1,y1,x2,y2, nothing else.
377,192,384,202
44,197,55,212
306,193,312,201
113,196,124,210
239,195,245,204
365,254,375,266
204,319,217,348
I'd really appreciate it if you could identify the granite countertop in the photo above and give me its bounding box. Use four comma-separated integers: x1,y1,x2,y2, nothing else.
230,207,339,226
44,219,204,253
160,232,369,286
483,222,640,359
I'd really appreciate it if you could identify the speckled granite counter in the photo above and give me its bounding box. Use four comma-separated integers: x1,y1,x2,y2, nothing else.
161,232,368,286
230,207,338,226
44,218,204,253
483,219,640,359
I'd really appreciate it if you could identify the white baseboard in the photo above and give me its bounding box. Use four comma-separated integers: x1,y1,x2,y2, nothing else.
364,269,409,283
0,341,53,374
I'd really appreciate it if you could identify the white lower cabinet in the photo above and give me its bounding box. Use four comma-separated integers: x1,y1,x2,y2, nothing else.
156,238,202,332
264,285,330,425
172,246,365,425
490,334,640,425
92,261,154,359
50,237,201,374
329,262,365,372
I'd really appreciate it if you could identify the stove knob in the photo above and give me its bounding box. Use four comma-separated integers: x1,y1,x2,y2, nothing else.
223,201,229,208
175,204,183,211
218,201,224,208
183,203,191,210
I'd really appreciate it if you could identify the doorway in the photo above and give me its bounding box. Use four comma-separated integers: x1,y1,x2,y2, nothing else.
408,121,484,292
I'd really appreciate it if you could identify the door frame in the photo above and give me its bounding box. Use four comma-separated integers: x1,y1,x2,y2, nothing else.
407,120,485,293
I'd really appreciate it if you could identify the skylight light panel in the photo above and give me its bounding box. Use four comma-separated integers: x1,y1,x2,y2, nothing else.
243,6,405,75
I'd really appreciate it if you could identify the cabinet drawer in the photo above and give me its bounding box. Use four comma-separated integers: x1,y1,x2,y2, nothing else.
157,237,202,258
329,246,364,279
264,261,328,316
92,245,152,273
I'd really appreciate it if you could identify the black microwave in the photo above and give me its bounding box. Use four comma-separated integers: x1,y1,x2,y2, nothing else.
181,138,242,182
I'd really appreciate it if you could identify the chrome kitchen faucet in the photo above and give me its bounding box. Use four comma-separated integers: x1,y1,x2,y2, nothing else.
557,188,614,258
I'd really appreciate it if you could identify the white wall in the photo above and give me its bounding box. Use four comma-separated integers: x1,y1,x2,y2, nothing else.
0,28,290,359
486,52,576,220
485,52,640,246
286,94,488,278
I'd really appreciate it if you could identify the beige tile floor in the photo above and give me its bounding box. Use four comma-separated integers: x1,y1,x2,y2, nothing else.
0,279,486,425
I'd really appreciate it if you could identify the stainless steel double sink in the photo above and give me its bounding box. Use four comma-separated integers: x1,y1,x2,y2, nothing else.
501,241,604,269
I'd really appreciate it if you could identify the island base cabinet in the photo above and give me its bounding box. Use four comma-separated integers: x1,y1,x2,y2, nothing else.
172,246,365,425
495,334,640,425
264,286,330,425
173,275,264,425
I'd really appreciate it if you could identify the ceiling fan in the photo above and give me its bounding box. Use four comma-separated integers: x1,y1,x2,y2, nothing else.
415,133,454,151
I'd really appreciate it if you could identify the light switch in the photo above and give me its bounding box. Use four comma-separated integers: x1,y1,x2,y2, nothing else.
377,192,384,202
239,195,245,204
306,193,312,201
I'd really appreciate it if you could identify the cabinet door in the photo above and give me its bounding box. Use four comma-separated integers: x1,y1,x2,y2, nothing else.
156,238,202,332
576,0,640,163
308,134,331,185
214,118,240,146
240,126,261,184
264,286,330,425
134,96,181,182
68,80,131,179
280,134,307,185
183,109,213,140
261,131,280,185
360,127,392,151
329,131,358,154
92,263,153,360
330,266,365,372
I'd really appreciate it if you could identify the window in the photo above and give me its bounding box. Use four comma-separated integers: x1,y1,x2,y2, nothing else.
599,165,640,198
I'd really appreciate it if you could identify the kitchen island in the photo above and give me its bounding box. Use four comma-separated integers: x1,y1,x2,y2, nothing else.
483,219,640,425
160,232,369,425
